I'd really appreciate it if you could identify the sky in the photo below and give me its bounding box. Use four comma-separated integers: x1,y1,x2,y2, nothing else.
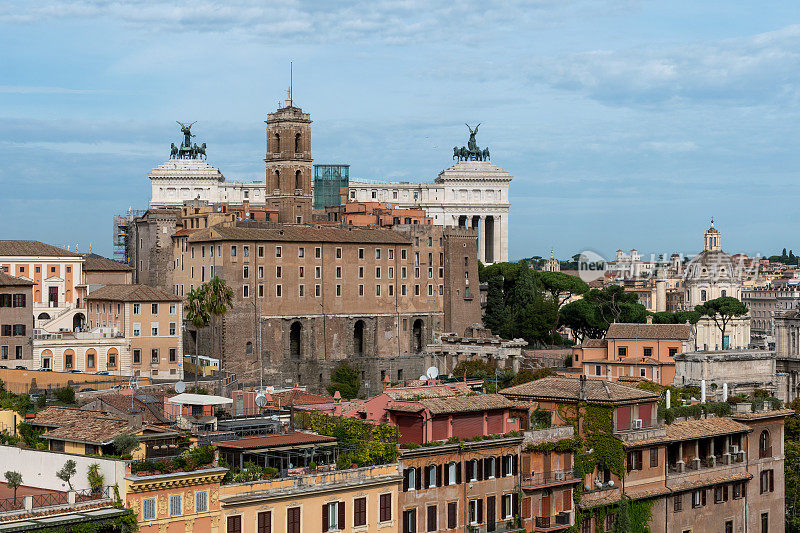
2,1,800,262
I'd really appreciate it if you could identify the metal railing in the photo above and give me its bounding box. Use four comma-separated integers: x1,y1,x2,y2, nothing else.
0,486,112,516
0,497,23,513
535,512,571,529
522,470,576,488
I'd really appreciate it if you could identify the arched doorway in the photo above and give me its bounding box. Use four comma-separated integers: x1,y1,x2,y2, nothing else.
41,349,52,370
290,322,302,359
354,320,365,356
73,312,85,331
412,319,424,353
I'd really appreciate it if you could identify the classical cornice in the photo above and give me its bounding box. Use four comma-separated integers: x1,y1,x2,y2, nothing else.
126,467,228,493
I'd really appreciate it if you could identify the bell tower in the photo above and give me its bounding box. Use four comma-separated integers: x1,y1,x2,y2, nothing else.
265,87,313,223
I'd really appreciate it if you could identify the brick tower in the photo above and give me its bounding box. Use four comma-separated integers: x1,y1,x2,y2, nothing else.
265,88,313,223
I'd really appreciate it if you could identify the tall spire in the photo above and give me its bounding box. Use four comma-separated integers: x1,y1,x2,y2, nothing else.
284,61,293,108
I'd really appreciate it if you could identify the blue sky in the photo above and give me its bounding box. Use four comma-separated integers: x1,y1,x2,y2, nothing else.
2,1,800,262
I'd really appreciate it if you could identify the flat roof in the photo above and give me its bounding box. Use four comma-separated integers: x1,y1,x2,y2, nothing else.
215,432,337,450
167,393,233,406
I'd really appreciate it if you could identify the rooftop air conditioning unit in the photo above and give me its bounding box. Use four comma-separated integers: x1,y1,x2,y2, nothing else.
632,419,643,429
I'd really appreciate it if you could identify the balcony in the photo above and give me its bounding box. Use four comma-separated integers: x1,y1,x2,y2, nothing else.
534,512,572,531
759,446,772,459
521,470,577,490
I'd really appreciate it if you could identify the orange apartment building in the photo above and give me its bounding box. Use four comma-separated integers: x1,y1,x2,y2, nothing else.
324,201,433,227
500,376,790,533
86,284,183,379
0,240,84,316
0,271,34,366
572,321,692,386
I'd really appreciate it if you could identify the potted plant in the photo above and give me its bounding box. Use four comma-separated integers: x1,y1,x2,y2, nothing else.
87,463,104,495
309,462,318,472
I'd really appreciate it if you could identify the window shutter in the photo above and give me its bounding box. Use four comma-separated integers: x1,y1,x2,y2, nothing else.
403,469,409,492
436,464,442,487
723,485,728,501
770,470,774,492
512,454,518,475
322,504,329,532
477,458,483,481
477,499,483,524
415,467,422,490
501,455,507,477
513,493,519,516
496,456,502,477
456,462,462,484
448,502,457,529
338,501,345,530
701,489,706,506
423,467,429,489
403,511,409,533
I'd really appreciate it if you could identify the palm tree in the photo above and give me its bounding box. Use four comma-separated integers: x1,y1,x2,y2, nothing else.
184,286,209,392
203,277,234,394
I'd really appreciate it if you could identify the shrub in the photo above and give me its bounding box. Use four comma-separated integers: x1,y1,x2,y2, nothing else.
87,463,104,492
55,387,75,404
113,433,139,456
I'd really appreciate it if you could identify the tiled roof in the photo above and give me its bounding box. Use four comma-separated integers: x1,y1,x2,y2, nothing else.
31,406,97,427
668,471,752,493
87,284,179,302
0,240,82,257
605,323,692,340
81,253,133,271
385,384,468,401
42,416,132,445
93,393,169,424
422,394,511,415
215,432,337,450
0,272,33,287
386,401,425,413
581,339,608,348
187,224,411,245
500,376,659,404
729,409,794,421
271,390,334,407
622,417,752,448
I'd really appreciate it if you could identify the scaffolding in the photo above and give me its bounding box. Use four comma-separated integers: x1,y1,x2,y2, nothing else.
112,209,145,263
313,164,350,209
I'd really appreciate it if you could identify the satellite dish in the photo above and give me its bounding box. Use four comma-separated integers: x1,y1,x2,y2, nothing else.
419,375,428,381
255,393,268,407
426,366,439,379
270,415,279,421
174,381,186,393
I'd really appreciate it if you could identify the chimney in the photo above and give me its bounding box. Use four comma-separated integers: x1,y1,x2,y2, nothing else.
128,410,144,429
333,391,342,416
646,315,653,324
383,374,391,391
579,374,587,401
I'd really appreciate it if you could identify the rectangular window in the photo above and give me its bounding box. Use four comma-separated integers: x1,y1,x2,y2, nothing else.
389,249,394,259
380,494,392,522
276,285,282,297
403,509,417,533
354,497,367,527
258,284,264,298
11,294,25,308
228,516,242,533
315,247,321,259
276,246,282,258
299,266,304,278
669,347,678,357
299,285,304,297
427,505,437,532
151,349,159,364
169,323,176,336
243,266,249,278
336,247,342,259
761,512,769,533
169,348,177,363
231,246,237,257
276,266,282,278
143,498,156,520
243,245,249,257
643,347,653,357
401,249,407,260
761,470,775,493
359,284,364,296
618,347,627,358
169,303,176,315
133,323,141,337
258,266,264,278
298,247,305,258
650,447,658,467
358,248,364,259
258,246,265,258
376,267,381,278
195,491,207,512
336,284,341,297
447,502,457,529
133,303,140,315
169,494,181,516
315,266,321,279
315,285,321,297
323,501,342,531
359,266,364,278
133,349,141,364
673,494,682,512
287,508,300,533
389,285,394,296
376,285,381,296
0,347,7,360
257,511,271,533
151,323,159,336
336,266,342,278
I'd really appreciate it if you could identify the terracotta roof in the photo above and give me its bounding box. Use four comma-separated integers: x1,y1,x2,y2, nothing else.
385,385,468,401
386,401,425,413
81,253,133,271
605,323,691,340
271,390,334,407
579,485,672,509
91,393,169,424
187,224,411,245
172,228,199,238
0,240,82,257
0,272,33,287
87,284,180,302
42,416,132,445
622,417,752,448
31,406,98,427
215,432,337,450
729,409,794,421
668,471,752,493
500,376,659,404
581,339,608,348
422,394,511,415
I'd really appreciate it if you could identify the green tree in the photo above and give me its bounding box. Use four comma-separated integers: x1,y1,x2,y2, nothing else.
327,362,360,399
787,441,800,531
4,471,21,500
558,298,607,343
203,277,235,394
113,433,139,456
56,459,77,490
586,285,647,325
694,296,749,349
483,275,510,335
538,271,589,308
184,285,210,392
87,463,104,493
55,386,75,404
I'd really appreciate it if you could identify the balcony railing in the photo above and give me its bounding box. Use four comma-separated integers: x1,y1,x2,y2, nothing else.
759,446,773,459
522,470,576,488
534,512,571,529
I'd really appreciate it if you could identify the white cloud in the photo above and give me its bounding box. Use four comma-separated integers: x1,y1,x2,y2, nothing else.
528,24,800,106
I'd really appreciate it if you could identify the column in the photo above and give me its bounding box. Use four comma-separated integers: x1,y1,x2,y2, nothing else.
477,215,486,264
493,215,503,264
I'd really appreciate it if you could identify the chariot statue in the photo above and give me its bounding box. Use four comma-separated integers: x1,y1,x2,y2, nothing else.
453,123,490,161
170,122,206,160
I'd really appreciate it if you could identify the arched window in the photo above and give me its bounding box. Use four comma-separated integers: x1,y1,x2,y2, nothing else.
701,289,707,302
295,170,302,191
107,348,118,369
37,312,51,320
722,289,727,297
274,132,280,153
64,349,74,370
354,320,365,356
290,322,302,359
246,341,253,355
295,133,301,153
759,430,771,458
412,319,424,353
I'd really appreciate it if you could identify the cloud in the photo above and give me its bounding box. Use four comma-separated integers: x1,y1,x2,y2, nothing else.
528,24,800,106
